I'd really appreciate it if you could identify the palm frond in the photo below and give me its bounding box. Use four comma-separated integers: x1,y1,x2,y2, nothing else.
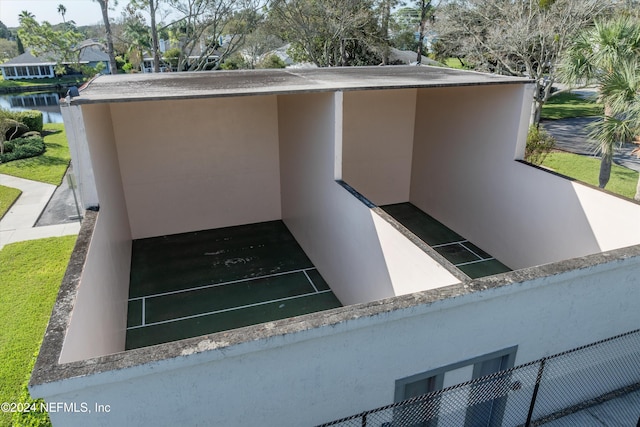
599,59,640,114
588,115,635,156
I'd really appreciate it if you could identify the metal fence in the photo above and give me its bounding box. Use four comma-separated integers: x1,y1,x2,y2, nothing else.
318,329,640,427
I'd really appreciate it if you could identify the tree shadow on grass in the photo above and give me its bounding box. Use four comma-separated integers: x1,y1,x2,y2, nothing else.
41,129,63,137
10,152,69,167
44,141,64,150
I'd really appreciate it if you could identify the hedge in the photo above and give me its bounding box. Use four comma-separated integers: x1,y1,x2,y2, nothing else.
15,110,44,133
0,136,46,163
0,109,44,133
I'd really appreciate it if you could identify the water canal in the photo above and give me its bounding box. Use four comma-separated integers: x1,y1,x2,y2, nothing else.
0,91,64,124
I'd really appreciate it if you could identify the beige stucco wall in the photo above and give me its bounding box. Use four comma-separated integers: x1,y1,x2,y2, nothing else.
278,92,458,305
342,89,417,205
109,95,282,239
409,84,640,270
60,103,131,362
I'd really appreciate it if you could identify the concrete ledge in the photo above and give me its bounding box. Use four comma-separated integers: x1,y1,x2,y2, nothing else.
31,209,96,389
70,66,533,105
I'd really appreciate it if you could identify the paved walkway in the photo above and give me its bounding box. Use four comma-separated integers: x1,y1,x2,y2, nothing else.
0,173,81,250
541,388,640,427
541,117,640,173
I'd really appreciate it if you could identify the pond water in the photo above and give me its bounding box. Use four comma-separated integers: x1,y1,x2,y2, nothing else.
0,91,65,124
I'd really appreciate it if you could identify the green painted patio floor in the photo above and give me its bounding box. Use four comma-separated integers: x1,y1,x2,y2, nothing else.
380,203,511,279
126,220,342,350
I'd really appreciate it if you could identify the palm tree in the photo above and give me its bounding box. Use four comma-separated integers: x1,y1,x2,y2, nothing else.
18,11,35,22
57,4,67,24
560,16,640,189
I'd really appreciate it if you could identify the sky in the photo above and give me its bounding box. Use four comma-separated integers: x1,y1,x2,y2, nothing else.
0,0,127,28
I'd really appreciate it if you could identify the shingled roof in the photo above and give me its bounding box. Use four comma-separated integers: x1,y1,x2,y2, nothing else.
1,51,55,66
0,43,109,67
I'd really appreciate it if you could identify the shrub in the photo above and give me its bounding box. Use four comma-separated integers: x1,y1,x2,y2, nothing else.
164,47,182,68
221,54,248,70
526,126,556,165
257,54,286,69
3,118,28,140
115,55,126,71
15,110,44,133
11,348,51,427
78,62,105,79
0,136,46,163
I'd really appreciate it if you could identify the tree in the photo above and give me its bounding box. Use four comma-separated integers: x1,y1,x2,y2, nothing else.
16,35,25,54
0,39,19,62
376,0,402,64
17,13,84,73
414,0,436,64
166,0,264,71
269,0,383,67
435,0,609,125
561,16,640,190
148,0,161,72
0,21,11,39
389,6,420,52
129,0,162,72
58,4,68,24
119,4,151,71
94,0,119,74
241,27,284,69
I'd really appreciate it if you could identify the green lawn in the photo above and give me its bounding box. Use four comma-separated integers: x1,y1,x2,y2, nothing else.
0,123,70,186
0,75,85,90
0,236,77,427
0,185,21,220
541,152,638,199
541,92,603,120
444,57,471,69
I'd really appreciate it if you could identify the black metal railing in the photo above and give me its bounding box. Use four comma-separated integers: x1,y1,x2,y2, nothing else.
318,328,640,427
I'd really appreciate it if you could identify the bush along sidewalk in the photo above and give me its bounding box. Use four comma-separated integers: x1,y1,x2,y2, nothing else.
525,126,556,165
0,109,46,163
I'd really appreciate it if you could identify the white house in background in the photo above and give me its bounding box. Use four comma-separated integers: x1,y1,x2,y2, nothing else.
0,45,111,80
0,52,56,79
33,67,640,426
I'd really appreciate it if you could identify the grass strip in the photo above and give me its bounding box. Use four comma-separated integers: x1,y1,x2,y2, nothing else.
0,184,21,220
0,124,70,186
0,236,77,426
541,151,638,199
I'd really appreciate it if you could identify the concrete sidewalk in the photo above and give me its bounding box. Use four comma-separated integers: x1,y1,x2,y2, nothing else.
0,173,80,250
542,387,640,427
